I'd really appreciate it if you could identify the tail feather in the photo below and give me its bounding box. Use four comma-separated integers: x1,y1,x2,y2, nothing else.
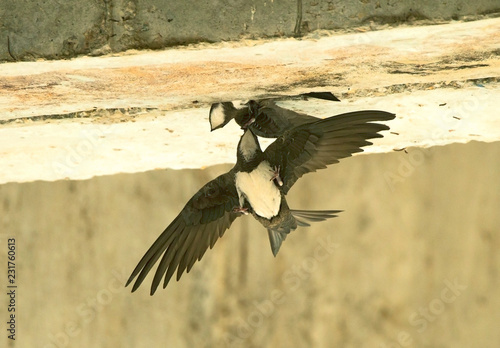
267,229,288,257
268,209,342,256
291,209,342,226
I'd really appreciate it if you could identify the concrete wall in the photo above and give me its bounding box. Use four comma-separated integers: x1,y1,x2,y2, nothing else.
2,0,500,61
1,140,499,347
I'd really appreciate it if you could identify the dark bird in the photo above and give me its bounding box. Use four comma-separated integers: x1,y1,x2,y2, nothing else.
209,92,340,138
126,110,395,294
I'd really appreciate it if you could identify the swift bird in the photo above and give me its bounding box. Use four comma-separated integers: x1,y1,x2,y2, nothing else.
209,92,339,138
126,110,395,294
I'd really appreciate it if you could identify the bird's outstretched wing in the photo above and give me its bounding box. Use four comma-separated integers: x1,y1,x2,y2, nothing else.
249,100,319,137
265,110,396,194
299,91,340,102
291,209,343,227
126,171,240,295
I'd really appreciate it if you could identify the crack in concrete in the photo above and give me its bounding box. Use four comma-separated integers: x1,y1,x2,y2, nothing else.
294,0,303,37
7,36,16,61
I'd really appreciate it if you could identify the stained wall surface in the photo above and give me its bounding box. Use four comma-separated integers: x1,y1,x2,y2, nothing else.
2,0,499,61
1,140,499,347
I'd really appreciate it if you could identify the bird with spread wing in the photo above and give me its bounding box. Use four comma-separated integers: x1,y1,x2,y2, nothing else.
126,110,395,294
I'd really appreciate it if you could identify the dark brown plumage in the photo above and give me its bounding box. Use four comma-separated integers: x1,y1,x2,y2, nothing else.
126,109,395,294
209,92,339,138
236,110,395,254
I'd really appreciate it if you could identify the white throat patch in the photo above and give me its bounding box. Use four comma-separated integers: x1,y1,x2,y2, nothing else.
210,103,227,129
238,130,260,161
235,161,281,219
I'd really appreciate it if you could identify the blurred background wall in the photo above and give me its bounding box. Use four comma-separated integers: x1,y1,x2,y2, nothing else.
1,140,499,347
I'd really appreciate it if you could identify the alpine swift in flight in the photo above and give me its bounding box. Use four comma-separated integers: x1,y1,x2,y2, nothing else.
126,110,395,294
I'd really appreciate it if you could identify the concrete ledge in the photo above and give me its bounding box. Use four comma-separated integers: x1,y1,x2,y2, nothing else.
1,18,499,119
1,82,498,184
1,18,499,184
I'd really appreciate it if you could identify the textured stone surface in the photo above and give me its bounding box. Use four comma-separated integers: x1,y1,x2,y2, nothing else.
1,82,499,184
0,0,108,61
1,17,499,120
1,140,499,347
0,18,499,184
1,0,499,61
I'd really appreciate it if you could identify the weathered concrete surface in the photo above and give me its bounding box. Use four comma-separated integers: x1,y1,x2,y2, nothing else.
1,18,499,120
1,140,499,347
1,81,499,184
0,0,108,61
0,18,499,184
1,0,499,61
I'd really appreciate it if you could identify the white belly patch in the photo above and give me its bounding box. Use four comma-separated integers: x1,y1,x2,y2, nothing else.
235,161,281,219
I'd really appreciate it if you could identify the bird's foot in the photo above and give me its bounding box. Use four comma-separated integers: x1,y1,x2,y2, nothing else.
240,117,255,129
269,165,283,186
233,206,249,215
